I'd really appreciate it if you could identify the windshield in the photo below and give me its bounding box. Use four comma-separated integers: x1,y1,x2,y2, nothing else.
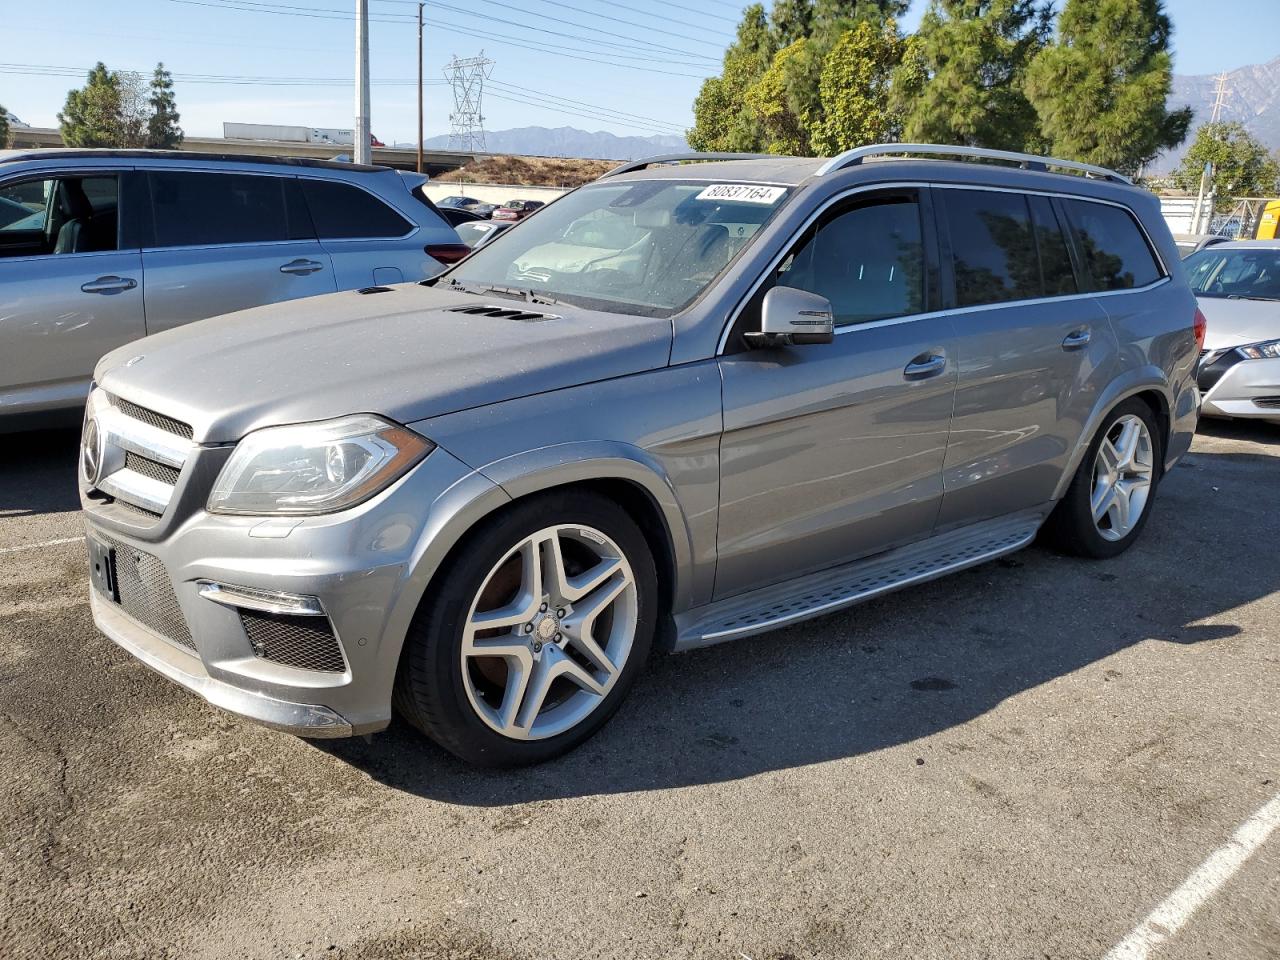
455,221,502,248
1183,247,1280,300
445,179,792,316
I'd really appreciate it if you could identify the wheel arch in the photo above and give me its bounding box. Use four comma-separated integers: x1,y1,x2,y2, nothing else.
1052,370,1176,501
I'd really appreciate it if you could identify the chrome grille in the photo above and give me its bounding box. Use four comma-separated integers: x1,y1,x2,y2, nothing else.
240,612,346,673
84,390,193,516
98,534,195,651
124,451,181,486
113,396,193,440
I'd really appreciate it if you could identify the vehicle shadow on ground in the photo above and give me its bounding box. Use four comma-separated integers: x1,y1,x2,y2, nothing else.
319,442,1278,805
1195,417,1280,446
1,427,82,519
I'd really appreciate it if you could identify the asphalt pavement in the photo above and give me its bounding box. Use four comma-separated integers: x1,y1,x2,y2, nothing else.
1,420,1277,960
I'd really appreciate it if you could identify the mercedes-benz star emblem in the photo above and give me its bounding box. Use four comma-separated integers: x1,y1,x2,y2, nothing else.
81,417,104,486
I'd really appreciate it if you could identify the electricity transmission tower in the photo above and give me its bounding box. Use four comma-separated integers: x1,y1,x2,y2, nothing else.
1193,72,1231,234
443,52,494,152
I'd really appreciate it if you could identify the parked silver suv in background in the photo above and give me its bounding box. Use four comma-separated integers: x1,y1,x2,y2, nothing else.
80,145,1201,767
0,149,467,425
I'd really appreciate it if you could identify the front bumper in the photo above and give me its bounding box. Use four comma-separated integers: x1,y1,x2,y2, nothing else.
82,444,499,737
1199,354,1280,422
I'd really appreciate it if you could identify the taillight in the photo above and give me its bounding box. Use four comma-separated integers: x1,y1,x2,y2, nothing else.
424,243,472,265
1193,306,1207,350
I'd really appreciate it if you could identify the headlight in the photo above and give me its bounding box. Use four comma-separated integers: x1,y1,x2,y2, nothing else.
1237,339,1280,360
208,414,433,516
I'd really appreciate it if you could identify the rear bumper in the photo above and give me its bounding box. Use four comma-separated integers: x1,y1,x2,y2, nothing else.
1200,356,1280,422
92,589,355,736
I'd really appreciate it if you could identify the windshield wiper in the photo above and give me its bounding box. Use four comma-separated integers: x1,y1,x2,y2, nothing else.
479,284,561,306
1227,294,1280,302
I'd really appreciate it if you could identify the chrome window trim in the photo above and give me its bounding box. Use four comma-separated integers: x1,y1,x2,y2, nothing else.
716,180,1171,355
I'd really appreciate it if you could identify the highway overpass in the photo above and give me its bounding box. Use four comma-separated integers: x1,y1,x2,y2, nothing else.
7,127,476,176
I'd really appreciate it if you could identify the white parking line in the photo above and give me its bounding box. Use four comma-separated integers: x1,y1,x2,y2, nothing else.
0,536,85,555
1103,791,1280,960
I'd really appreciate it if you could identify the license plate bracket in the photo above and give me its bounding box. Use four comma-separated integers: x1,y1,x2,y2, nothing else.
88,537,119,603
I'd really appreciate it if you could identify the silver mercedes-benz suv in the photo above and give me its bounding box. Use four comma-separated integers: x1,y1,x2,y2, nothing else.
80,145,1202,766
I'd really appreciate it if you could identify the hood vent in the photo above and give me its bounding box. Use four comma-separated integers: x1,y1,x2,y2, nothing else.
445,304,559,322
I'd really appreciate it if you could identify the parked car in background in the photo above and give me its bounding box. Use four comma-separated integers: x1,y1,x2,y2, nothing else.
81,144,1199,767
0,149,468,424
437,195,484,211
436,206,486,228
453,218,514,250
1187,240,1280,424
1173,232,1231,257
493,198,545,221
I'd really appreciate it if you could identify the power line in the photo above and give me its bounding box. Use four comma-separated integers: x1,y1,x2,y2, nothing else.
164,0,716,69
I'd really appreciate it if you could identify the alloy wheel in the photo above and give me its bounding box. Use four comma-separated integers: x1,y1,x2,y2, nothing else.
460,524,638,740
1090,414,1154,542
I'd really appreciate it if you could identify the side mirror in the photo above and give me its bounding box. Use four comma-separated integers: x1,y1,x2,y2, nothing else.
744,286,835,348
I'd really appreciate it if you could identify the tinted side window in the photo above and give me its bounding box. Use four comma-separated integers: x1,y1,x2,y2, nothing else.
1029,196,1078,296
148,171,309,247
777,197,925,325
1062,199,1162,290
299,179,411,238
943,189,1040,307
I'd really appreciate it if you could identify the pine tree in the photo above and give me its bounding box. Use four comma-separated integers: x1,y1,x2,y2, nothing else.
147,63,183,148
58,63,122,147
890,0,1053,152
1026,0,1191,175
1173,122,1280,211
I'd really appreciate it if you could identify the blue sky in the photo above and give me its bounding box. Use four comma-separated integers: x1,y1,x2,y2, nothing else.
3,0,1278,144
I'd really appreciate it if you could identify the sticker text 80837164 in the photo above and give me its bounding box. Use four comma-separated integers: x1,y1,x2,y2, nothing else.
694,184,787,205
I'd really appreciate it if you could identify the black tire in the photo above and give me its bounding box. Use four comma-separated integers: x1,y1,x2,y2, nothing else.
1042,397,1163,559
393,489,658,767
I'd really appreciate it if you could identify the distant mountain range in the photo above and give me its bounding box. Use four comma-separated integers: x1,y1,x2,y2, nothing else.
410,126,689,161
1159,56,1280,171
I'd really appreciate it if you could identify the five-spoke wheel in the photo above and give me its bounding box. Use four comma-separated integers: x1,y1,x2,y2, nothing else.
394,490,656,766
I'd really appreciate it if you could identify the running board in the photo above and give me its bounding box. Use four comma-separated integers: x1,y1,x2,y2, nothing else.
674,511,1045,651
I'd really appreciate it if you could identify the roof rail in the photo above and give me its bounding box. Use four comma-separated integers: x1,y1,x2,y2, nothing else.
601,152,776,179
814,143,1131,184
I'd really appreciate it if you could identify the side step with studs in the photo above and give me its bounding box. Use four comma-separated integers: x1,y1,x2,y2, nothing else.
673,509,1046,651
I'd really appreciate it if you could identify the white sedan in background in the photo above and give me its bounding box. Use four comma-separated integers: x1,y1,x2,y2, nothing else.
1188,241,1280,424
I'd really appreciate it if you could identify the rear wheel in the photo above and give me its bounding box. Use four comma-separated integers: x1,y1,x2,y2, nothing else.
393,490,657,766
1043,398,1162,559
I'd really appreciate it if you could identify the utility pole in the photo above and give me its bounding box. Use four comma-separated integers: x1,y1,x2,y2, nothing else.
1193,72,1230,234
416,2,424,174
354,0,371,165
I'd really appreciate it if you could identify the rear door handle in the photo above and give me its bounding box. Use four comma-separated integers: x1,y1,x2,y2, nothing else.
1062,327,1092,350
81,275,137,294
279,258,324,276
904,353,947,381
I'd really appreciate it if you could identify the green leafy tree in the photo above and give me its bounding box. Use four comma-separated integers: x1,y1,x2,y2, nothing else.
0,105,9,149
1026,0,1191,175
1173,122,1280,210
890,0,1053,152
744,39,815,155
147,63,183,148
808,19,906,154
688,4,777,152
771,0,814,45
58,62,123,147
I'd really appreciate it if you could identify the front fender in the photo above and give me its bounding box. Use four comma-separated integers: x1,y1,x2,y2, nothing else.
475,440,699,613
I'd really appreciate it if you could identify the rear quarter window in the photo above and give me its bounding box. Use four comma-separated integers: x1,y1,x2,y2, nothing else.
1062,198,1163,291
299,179,412,239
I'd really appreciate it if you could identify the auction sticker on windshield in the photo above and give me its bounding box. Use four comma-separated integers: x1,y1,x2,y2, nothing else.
695,184,787,204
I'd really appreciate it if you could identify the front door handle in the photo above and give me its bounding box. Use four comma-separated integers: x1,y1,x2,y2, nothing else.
81,275,137,294
279,258,324,276
904,353,947,381
1062,327,1092,350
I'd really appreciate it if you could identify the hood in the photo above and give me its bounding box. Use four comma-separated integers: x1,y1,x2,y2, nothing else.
1197,295,1280,351
95,283,672,443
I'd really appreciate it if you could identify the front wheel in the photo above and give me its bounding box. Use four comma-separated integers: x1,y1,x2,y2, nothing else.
1043,398,1162,559
393,490,657,767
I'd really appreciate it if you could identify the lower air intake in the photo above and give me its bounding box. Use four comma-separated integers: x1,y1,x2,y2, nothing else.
100,535,195,651
240,611,347,673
